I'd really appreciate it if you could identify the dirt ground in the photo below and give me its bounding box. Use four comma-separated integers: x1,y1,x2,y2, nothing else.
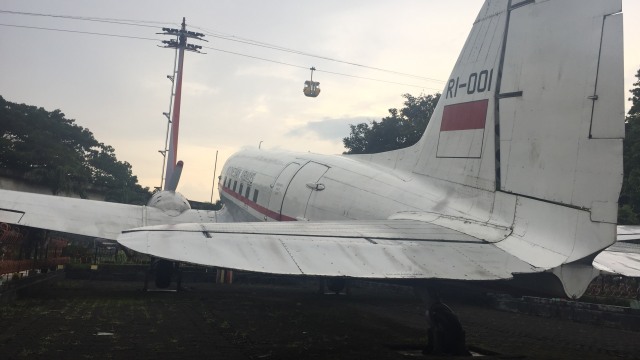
0,274,639,360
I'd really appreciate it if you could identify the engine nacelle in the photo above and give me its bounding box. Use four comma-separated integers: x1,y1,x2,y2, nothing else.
147,190,191,216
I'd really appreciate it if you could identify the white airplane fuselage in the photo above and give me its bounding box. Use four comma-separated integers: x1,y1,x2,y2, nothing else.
219,148,489,225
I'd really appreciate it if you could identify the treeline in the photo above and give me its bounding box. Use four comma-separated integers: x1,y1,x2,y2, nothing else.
618,69,640,224
342,93,440,154
0,95,151,205
343,69,640,225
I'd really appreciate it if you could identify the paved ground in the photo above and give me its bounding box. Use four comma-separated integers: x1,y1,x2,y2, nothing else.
0,276,639,359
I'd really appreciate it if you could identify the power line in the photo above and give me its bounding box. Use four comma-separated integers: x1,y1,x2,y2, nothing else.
191,25,445,83
0,18,442,90
202,46,308,70
317,68,442,90
0,10,174,28
1,9,444,83
0,23,159,41
202,45,441,90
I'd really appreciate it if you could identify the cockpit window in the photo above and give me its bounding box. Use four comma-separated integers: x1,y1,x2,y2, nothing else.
239,184,244,196
253,189,259,203
246,186,251,199
233,180,237,192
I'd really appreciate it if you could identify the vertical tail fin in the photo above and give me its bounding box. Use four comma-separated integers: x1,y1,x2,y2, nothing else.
422,0,623,261
418,0,624,298
359,0,624,273
415,0,623,217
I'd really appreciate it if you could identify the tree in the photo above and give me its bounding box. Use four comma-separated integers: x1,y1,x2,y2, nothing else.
618,68,640,224
343,93,440,154
0,95,151,204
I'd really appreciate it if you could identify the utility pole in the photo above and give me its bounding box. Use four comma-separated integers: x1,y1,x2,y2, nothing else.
157,18,206,190
158,49,178,191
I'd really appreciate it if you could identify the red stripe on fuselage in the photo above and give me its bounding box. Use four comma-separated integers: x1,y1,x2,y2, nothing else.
440,99,489,131
220,185,297,221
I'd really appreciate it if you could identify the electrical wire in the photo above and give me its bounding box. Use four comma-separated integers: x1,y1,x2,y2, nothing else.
0,21,439,90
0,12,443,90
0,23,159,41
1,9,444,84
202,45,441,90
0,10,175,28
191,25,445,83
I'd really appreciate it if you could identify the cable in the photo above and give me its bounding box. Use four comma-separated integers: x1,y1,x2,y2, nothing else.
0,10,174,28
202,45,441,90
192,25,445,83
0,23,159,41
0,17,442,89
316,69,442,90
202,46,308,70
1,9,443,83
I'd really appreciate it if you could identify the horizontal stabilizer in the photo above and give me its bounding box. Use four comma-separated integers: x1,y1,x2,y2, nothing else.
616,225,640,242
594,242,640,277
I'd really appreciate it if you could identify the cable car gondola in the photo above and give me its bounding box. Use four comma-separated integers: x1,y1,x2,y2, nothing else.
303,67,321,97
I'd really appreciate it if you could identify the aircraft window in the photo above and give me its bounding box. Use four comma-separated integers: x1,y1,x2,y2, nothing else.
223,177,227,188
246,186,251,199
239,184,244,196
233,180,237,192
253,189,259,203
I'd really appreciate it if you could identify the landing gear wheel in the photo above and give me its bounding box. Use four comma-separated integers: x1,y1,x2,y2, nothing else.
155,259,173,289
424,302,470,356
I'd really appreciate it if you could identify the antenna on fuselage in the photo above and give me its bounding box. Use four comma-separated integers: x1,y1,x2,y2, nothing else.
210,150,218,203
157,17,207,191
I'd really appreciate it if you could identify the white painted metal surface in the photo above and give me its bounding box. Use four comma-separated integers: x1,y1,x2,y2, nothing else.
499,0,623,223
594,242,640,277
0,188,227,240
120,220,538,279
616,225,640,241
591,225,640,277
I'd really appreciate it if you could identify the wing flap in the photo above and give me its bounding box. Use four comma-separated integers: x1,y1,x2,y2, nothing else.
118,220,540,280
139,220,483,242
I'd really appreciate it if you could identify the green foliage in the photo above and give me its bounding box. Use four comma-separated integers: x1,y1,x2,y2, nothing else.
619,69,640,224
617,204,638,225
0,95,151,204
629,68,640,116
343,93,440,154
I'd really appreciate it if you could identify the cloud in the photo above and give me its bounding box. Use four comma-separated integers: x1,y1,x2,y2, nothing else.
184,81,221,97
287,116,373,141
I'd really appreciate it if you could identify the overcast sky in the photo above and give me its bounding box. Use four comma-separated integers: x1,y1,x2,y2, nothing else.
1,1,639,202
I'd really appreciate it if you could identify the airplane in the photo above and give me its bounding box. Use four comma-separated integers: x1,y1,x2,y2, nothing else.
0,0,638,354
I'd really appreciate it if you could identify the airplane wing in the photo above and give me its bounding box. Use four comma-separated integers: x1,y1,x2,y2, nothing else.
0,189,231,240
593,241,640,277
118,220,540,280
592,225,640,277
616,225,640,242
